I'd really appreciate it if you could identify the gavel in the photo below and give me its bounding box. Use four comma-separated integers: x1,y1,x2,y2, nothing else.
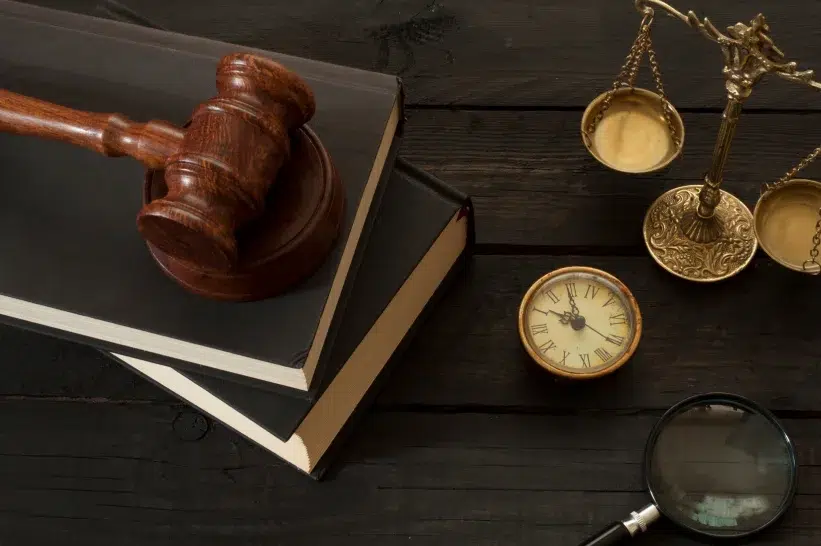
0,52,315,273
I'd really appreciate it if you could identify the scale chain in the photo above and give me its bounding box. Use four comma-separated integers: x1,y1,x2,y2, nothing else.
584,23,650,136
645,27,681,150
762,143,821,275
763,144,821,193
624,31,647,89
625,0,821,279
809,220,821,275
584,15,679,150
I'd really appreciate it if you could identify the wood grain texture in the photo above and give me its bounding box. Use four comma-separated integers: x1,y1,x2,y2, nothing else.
137,51,318,274
0,89,184,168
5,2,821,545
3,254,821,412
379,254,821,411
0,51,319,275
144,123,346,302
0,47,343,300
18,0,821,108
400,109,821,247
0,326,168,401
1,401,820,545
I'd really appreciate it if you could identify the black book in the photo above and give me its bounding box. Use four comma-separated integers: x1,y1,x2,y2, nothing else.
0,0,403,398
108,158,475,478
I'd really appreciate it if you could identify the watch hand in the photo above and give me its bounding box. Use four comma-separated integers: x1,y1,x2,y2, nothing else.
549,309,574,324
584,321,610,340
535,308,573,324
567,291,580,317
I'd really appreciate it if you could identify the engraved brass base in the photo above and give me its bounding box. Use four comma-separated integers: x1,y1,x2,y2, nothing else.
643,185,758,282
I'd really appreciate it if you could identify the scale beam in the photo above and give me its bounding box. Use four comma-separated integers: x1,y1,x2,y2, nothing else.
635,0,821,93
625,0,821,280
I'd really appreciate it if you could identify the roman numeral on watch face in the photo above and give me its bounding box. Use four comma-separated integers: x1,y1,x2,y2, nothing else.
539,339,556,352
606,334,625,345
530,323,548,335
609,312,627,326
580,353,591,367
559,350,569,366
595,347,611,361
546,289,560,304
584,284,599,299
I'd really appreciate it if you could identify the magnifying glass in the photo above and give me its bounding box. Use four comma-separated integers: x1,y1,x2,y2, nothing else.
579,393,797,545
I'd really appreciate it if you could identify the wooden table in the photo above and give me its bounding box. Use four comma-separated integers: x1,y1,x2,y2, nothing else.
4,0,821,544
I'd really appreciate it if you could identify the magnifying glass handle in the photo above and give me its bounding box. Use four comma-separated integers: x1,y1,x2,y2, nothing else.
578,522,631,545
577,505,660,546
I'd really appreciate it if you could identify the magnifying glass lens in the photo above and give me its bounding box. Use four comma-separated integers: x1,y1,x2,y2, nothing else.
647,401,794,537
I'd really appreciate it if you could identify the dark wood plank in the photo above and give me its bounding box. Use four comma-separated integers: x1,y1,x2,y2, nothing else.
380,254,821,411
4,253,821,413
19,0,821,108
0,107,812,253
401,109,821,247
0,325,172,401
0,400,819,545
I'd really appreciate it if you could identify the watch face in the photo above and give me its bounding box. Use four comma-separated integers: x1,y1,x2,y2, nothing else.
519,267,641,378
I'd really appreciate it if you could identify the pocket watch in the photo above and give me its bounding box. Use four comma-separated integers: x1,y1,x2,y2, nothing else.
517,266,642,379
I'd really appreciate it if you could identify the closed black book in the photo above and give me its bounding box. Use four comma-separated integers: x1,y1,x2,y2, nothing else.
108,158,475,479
0,0,403,398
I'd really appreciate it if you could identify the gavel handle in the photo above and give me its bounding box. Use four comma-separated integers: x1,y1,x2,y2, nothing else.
0,89,184,169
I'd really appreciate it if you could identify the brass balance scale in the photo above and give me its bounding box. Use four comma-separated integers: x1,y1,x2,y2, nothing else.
582,0,821,281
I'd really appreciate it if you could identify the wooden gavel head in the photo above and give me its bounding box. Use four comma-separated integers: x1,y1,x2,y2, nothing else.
137,53,316,271
0,52,345,301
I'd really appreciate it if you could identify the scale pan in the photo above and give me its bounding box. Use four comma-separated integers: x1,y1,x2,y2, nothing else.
754,178,821,274
581,87,684,174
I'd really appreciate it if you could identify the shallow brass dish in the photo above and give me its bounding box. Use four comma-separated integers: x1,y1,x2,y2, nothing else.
581,87,684,174
754,178,821,274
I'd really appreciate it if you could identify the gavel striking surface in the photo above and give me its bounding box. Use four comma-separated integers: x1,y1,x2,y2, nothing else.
144,125,344,301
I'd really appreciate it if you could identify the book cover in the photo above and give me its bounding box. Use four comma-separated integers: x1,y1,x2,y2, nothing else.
0,1,403,397
109,157,475,478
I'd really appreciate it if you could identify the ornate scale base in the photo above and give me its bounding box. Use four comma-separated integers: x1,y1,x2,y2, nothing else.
643,185,758,282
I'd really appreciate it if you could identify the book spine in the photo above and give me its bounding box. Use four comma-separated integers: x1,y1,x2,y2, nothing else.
395,77,407,137
309,244,471,480
395,157,476,252
304,135,404,399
